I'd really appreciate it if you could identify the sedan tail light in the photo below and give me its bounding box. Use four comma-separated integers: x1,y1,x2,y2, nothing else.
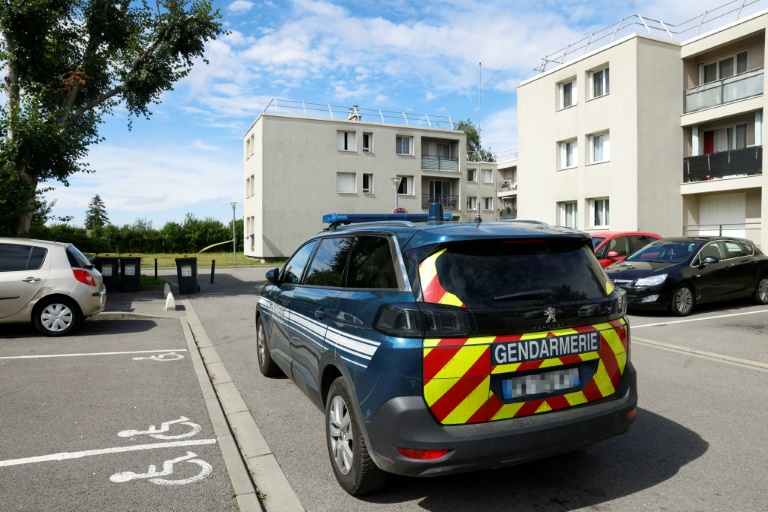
73,268,97,287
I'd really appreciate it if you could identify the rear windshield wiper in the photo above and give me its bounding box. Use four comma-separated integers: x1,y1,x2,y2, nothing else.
494,289,551,301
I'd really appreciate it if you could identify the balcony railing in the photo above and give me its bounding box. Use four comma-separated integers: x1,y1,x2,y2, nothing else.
499,208,518,220
422,194,459,210
499,179,517,193
422,155,459,171
684,68,764,113
683,146,762,183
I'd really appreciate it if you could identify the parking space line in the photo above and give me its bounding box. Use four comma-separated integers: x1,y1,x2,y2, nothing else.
0,349,188,360
0,439,217,468
633,336,768,373
631,309,768,329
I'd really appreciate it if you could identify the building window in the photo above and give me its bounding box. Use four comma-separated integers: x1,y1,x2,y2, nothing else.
702,51,747,84
558,201,578,229
482,197,493,210
337,172,356,193
467,168,477,182
249,174,255,197
467,196,477,210
245,138,251,159
250,134,255,156
438,142,451,158
481,169,493,184
559,78,577,109
589,131,610,164
559,138,578,169
589,198,609,228
245,177,250,197
363,132,373,153
589,66,609,99
397,176,413,195
396,136,413,155
362,173,373,193
702,123,747,154
337,131,356,151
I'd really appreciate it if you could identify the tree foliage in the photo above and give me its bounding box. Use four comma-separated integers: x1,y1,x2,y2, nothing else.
84,194,109,229
0,0,224,235
456,119,495,162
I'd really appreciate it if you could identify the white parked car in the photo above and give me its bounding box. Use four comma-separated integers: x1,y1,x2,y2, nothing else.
0,238,106,336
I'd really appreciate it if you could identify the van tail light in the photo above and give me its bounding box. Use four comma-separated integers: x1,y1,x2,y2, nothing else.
397,448,451,460
373,303,476,338
73,268,97,287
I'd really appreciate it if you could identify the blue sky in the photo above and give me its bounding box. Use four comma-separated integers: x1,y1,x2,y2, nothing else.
44,0,758,228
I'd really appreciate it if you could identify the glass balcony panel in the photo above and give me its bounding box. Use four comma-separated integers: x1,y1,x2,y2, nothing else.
684,68,763,113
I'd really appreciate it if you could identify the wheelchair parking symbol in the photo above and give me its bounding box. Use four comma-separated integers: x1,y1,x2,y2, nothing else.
110,451,212,486
118,416,202,440
132,352,185,361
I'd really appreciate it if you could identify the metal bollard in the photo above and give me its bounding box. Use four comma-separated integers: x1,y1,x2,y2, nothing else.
211,260,216,284
154,258,158,280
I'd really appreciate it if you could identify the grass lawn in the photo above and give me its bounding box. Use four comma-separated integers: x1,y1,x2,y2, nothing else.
135,252,280,268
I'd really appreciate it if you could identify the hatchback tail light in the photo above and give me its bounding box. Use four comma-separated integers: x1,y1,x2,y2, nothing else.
73,268,97,287
373,303,476,338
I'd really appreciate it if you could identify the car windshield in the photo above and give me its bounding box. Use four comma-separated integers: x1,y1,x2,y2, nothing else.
625,241,703,264
591,237,606,250
418,238,608,309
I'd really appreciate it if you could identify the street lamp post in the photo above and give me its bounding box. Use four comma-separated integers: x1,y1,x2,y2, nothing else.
391,177,402,212
230,202,237,265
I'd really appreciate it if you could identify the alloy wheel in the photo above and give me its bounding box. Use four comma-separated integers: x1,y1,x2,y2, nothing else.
758,278,768,304
328,395,354,475
674,286,693,315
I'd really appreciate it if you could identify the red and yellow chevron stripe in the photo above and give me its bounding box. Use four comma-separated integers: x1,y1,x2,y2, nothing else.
423,320,628,425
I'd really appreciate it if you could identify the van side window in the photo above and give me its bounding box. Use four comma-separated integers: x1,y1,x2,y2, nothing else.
281,241,318,284
304,238,353,287
347,237,397,289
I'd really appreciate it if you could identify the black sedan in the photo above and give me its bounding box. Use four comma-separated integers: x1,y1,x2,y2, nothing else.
605,236,768,316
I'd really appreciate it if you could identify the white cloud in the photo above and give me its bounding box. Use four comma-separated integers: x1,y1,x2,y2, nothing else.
227,1,254,14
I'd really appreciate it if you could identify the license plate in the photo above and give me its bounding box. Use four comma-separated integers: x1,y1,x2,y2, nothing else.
501,367,580,400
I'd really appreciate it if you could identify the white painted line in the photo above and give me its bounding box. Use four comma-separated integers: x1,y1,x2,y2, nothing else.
0,439,217,467
631,309,768,329
0,349,188,360
633,336,768,373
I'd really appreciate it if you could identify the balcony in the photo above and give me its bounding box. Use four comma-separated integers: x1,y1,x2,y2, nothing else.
422,194,459,210
422,155,459,171
499,208,517,220
684,68,763,114
683,146,762,183
499,179,517,193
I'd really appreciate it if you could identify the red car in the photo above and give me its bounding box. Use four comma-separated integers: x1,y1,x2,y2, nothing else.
591,231,661,268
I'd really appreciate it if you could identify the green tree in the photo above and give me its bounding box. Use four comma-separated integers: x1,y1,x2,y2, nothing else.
0,0,225,236
456,119,495,162
84,194,109,229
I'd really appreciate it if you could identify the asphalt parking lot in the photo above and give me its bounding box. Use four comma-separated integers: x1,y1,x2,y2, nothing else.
2,267,767,511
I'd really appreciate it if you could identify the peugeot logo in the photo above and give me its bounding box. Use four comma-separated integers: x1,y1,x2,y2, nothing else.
545,307,557,323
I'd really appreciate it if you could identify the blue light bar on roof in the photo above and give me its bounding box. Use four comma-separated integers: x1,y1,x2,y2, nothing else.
322,212,452,224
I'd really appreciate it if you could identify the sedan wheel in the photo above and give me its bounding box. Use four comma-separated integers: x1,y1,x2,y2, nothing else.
755,276,768,305
671,284,694,317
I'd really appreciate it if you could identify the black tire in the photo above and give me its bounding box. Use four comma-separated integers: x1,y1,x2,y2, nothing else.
325,377,388,495
256,316,281,377
670,284,694,316
754,275,768,305
33,297,82,336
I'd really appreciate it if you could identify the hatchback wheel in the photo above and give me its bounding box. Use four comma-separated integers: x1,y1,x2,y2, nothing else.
670,284,694,316
755,276,768,305
256,316,281,377
326,377,387,495
34,297,81,336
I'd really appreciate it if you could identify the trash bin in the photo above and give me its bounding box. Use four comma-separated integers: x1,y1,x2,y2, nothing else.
175,257,198,295
120,255,142,292
94,255,119,293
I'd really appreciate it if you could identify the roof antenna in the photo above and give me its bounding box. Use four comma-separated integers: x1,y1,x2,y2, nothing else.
475,61,482,224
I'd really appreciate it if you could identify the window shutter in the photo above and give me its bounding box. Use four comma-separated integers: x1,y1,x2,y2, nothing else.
337,173,355,193
337,132,345,150
603,133,610,161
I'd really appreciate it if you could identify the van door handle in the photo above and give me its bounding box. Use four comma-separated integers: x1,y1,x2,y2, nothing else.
22,277,41,283
314,308,327,320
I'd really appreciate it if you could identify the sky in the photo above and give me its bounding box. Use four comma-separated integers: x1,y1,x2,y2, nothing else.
41,0,767,228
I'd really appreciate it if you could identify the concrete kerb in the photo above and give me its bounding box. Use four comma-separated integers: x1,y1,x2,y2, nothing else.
180,298,304,512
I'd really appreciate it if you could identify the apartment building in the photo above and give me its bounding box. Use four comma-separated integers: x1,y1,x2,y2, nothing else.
518,10,768,249
243,101,501,259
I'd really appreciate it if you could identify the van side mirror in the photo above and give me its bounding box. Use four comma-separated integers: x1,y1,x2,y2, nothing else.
266,267,280,285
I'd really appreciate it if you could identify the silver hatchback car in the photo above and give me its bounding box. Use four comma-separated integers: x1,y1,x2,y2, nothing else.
0,238,107,336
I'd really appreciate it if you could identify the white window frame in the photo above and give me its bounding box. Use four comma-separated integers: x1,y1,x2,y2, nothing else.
336,172,356,194
250,174,255,197
363,132,373,153
245,177,251,197
245,139,251,159
559,78,577,109
482,197,493,210
467,196,477,210
588,131,610,164
337,131,356,152
396,136,413,155
559,138,578,169
589,66,610,99
397,175,414,195
481,169,493,184
700,50,748,84
558,201,578,229
362,173,374,194
589,198,610,229
467,168,477,182
250,134,255,156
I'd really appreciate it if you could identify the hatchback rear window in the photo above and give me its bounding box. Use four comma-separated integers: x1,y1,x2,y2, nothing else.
66,245,93,269
419,239,607,309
